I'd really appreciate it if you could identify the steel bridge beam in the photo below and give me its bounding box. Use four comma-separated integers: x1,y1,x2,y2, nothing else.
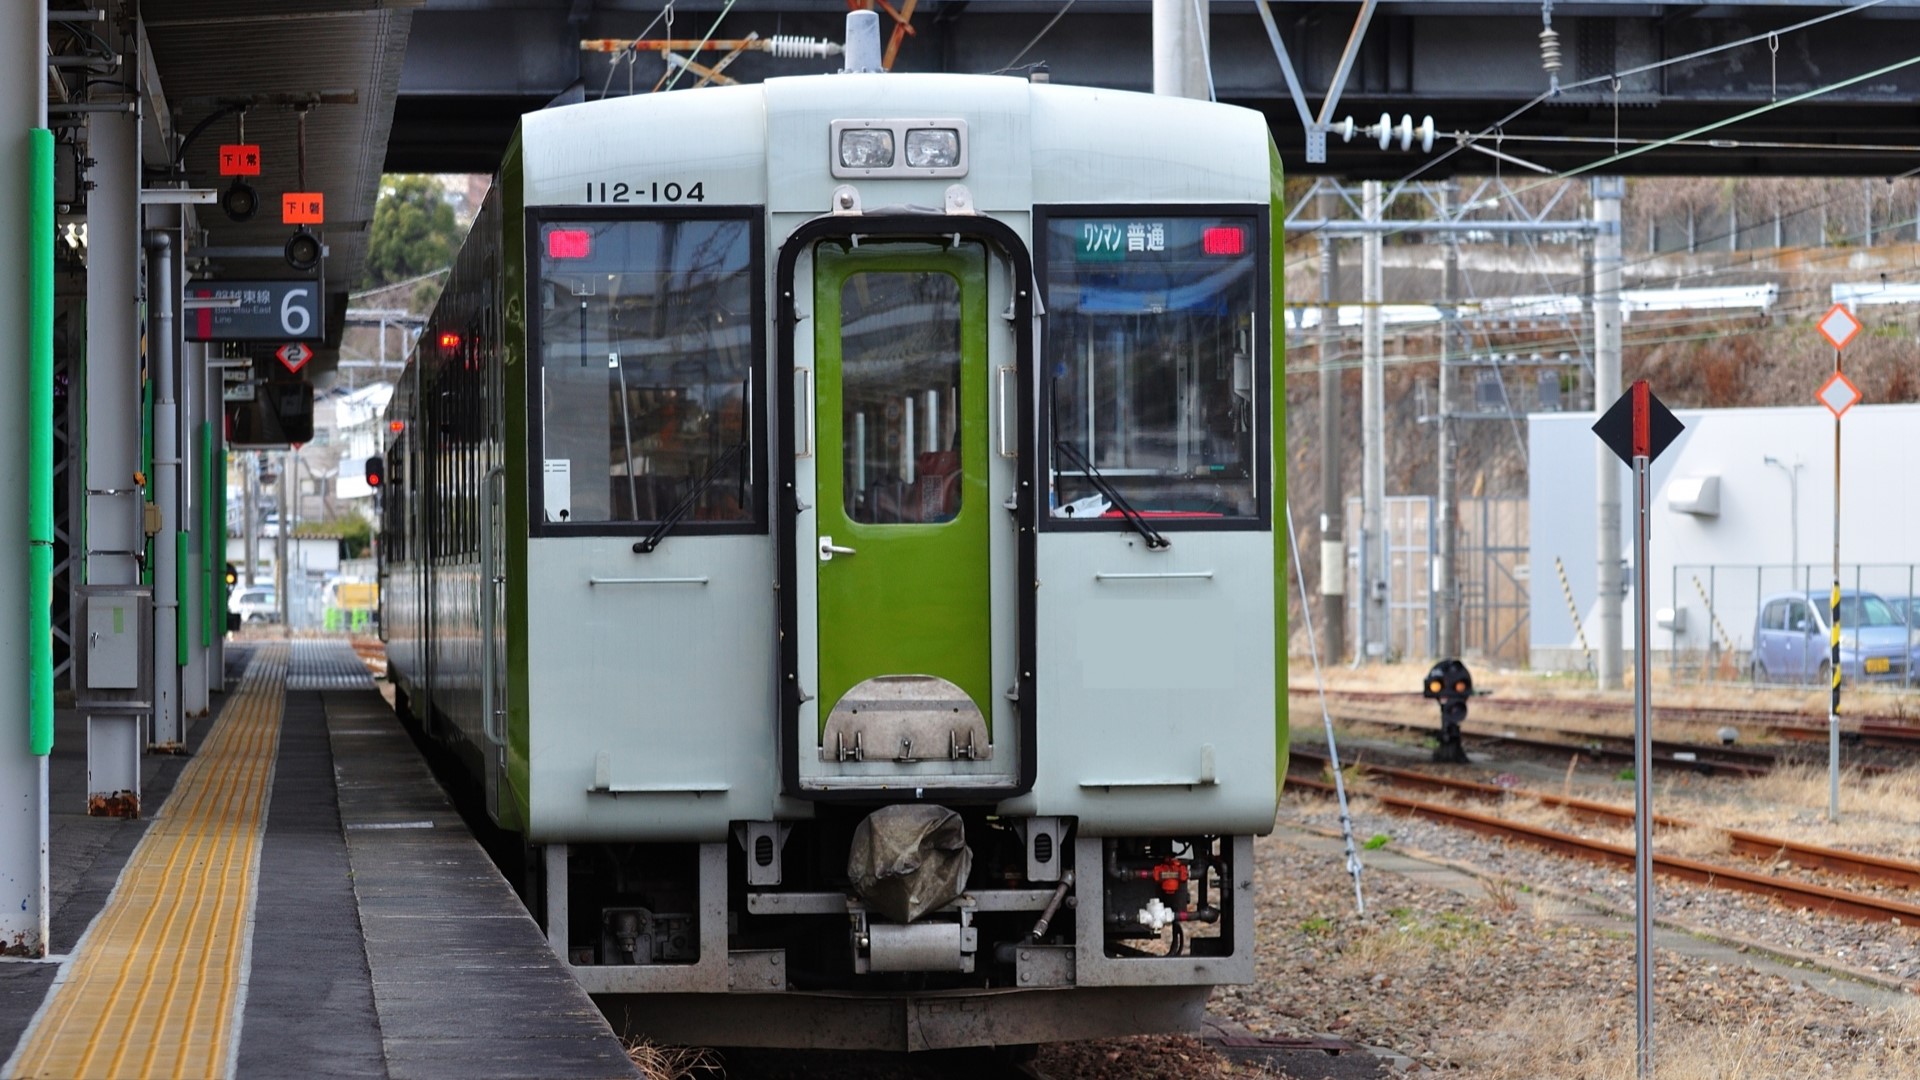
392,1,1920,176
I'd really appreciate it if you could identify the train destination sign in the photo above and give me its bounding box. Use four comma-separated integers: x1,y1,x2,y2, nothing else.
185,281,322,343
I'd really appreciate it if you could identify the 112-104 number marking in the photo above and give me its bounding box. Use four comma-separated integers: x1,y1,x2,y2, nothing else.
586,181,706,204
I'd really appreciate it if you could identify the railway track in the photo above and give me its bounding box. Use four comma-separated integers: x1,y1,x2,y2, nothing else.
1292,687,1920,750
1287,750,1920,924
1315,710,1780,776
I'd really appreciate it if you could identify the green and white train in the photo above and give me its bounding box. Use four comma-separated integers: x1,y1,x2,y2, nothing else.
379,23,1286,1052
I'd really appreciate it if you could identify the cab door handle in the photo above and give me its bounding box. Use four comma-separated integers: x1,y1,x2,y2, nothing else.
818,535,856,562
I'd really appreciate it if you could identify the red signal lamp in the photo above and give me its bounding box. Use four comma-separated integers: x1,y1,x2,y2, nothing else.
389,420,405,433
438,332,462,350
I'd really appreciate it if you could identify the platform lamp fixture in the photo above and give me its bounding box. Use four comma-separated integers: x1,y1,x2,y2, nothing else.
284,228,320,271
220,108,257,222
284,104,321,271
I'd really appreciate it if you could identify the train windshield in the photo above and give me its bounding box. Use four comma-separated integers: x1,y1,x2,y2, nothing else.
534,217,756,527
1041,213,1262,522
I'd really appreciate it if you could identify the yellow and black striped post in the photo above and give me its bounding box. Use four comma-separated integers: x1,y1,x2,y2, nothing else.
1830,583,1842,718
1553,556,1592,672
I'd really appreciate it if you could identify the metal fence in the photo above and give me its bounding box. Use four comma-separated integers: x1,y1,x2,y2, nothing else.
1342,495,1530,667
1458,497,1530,668
1347,495,1434,662
1668,563,1920,685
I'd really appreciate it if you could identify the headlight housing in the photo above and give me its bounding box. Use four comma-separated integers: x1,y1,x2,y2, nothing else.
838,128,895,170
830,119,968,178
904,128,960,169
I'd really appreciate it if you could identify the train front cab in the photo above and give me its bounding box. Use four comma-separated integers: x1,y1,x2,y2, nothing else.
516,80,1282,1051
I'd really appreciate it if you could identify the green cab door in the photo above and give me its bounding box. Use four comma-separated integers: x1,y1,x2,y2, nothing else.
811,240,996,771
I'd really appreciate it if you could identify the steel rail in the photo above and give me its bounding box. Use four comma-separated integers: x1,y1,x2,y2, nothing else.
1294,687,1920,747
1293,748,1920,887
1308,708,1778,776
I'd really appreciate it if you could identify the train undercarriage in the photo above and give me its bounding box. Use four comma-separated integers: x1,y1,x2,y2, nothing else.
542,813,1254,1051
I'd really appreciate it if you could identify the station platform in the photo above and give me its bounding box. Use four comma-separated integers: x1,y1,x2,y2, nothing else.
0,641,640,1080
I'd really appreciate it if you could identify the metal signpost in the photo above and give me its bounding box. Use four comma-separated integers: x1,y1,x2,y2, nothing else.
1815,302,1863,824
1593,379,1684,1080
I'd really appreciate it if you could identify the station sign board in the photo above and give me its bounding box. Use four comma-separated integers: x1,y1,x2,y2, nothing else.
185,281,323,343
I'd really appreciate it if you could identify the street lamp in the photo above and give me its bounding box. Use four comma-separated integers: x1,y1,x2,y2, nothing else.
1763,455,1803,585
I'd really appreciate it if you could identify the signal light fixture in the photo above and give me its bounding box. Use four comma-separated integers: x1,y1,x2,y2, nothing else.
220,178,258,222
285,227,321,271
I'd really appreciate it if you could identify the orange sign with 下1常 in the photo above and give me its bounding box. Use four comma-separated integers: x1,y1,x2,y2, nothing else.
218,144,261,176
282,192,324,225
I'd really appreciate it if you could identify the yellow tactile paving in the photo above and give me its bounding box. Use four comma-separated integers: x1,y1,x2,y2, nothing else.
9,644,288,1080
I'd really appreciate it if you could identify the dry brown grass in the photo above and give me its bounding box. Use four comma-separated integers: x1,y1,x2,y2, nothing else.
623,1039,722,1080
1654,823,1733,859
1446,997,1920,1079
1330,906,1493,978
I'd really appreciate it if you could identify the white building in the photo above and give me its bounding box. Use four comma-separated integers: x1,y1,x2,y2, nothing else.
1529,402,1920,670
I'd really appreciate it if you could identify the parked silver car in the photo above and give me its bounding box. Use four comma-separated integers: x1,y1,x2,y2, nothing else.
228,585,278,624
1752,590,1913,684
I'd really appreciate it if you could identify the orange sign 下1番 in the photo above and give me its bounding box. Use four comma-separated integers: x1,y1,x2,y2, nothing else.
282,193,324,225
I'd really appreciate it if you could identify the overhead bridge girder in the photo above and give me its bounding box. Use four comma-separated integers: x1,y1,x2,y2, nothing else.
392,2,1920,177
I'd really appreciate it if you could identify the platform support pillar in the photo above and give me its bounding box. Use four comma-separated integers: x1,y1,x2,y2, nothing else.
182,340,209,717
82,37,148,810
146,223,184,747
2,0,51,957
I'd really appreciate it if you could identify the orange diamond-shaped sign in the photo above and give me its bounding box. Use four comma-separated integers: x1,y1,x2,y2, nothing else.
1817,303,1862,351
1818,370,1862,419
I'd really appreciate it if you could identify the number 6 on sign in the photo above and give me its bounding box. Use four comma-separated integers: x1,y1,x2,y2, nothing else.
280,287,312,337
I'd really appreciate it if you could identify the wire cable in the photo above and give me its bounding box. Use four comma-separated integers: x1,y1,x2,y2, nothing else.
661,0,735,92
1379,0,1894,198
993,0,1076,75
1282,494,1367,916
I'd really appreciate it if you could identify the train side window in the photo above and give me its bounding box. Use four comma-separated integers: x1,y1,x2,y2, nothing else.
533,216,757,528
1038,211,1264,525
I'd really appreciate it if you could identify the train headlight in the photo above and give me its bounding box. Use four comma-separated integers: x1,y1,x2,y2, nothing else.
904,128,960,169
838,128,895,169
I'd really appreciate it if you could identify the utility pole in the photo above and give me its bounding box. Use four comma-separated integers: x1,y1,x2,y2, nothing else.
1435,182,1459,659
1360,180,1386,660
1151,0,1210,100
1319,188,1345,662
1593,176,1625,687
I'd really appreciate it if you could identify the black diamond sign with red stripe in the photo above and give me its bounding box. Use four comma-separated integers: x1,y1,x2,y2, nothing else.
1593,379,1684,465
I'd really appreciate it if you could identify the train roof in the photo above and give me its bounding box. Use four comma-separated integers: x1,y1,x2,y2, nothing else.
515,73,1275,213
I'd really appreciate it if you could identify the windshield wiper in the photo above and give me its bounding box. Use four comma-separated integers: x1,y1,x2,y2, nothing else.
632,440,750,554
1052,438,1169,551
